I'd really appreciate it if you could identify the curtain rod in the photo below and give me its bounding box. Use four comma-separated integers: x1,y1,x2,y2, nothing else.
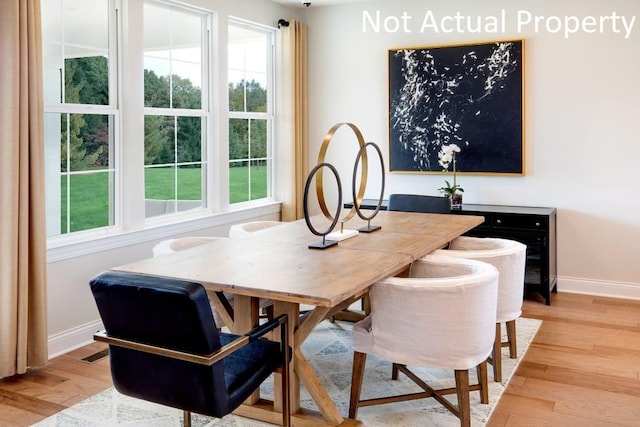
278,19,289,28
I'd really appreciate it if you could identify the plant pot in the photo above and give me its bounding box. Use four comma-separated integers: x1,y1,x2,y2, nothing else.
451,192,463,209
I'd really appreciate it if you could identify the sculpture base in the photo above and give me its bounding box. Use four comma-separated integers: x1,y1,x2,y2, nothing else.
358,224,381,233
325,229,359,241
308,240,339,250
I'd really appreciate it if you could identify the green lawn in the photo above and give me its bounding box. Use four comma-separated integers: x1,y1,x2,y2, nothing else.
60,166,267,233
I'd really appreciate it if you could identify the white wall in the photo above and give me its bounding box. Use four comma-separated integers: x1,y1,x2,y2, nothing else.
302,0,640,298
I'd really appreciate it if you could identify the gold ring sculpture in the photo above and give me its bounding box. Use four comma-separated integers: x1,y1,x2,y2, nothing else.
316,123,368,225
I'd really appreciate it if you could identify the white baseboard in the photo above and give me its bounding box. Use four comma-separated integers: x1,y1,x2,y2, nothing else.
48,320,104,360
558,276,640,301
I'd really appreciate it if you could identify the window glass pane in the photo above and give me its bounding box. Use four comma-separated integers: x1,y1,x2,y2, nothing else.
145,166,176,218
250,159,268,200
42,0,110,106
229,160,249,204
177,116,202,163
144,2,202,109
145,115,175,165
177,165,202,211
250,119,267,160
244,76,267,113
228,78,245,112
228,25,268,112
228,118,268,203
172,72,202,109
49,112,113,236
144,114,205,217
60,113,110,172
145,166,176,200
144,67,171,108
65,56,109,105
229,118,248,161
68,171,113,233
144,3,171,108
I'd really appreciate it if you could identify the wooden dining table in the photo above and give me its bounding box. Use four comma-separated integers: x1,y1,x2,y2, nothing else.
112,210,483,426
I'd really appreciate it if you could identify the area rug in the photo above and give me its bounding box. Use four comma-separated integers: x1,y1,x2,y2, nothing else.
34,317,540,427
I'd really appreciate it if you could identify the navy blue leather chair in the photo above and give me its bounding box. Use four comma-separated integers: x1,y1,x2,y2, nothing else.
387,193,451,214
90,271,290,427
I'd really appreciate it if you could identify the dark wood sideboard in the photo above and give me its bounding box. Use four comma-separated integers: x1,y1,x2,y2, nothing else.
345,199,557,305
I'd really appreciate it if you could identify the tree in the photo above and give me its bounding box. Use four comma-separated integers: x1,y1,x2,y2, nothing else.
144,116,173,165
228,79,268,165
143,70,202,165
228,79,267,112
61,61,103,171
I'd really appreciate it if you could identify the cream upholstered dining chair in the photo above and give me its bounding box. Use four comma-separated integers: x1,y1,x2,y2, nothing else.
152,236,221,257
152,236,273,329
349,254,499,427
432,236,527,382
229,220,282,237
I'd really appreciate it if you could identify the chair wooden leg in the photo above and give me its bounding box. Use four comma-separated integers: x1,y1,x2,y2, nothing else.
506,319,517,358
349,351,367,419
362,294,371,315
492,322,502,382
476,360,489,404
263,305,274,321
182,410,191,427
391,363,400,380
454,370,471,427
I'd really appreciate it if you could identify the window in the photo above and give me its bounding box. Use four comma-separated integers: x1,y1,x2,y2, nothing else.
143,2,209,218
228,21,274,204
42,1,277,243
42,0,116,236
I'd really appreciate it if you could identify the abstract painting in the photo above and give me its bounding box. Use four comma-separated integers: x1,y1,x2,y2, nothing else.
388,39,524,174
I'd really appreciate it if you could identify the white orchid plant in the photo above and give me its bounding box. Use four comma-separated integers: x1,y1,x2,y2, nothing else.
437,143,464,197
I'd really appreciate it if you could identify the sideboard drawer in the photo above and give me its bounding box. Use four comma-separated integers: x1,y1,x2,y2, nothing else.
492,214,548,231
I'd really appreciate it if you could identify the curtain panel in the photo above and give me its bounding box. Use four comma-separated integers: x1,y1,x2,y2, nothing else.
0,0,48,378
278,20,308,222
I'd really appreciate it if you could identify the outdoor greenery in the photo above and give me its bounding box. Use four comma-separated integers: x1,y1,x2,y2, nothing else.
57,57,270,234
61,166,267,233
62,57,109,171
62,57,269,170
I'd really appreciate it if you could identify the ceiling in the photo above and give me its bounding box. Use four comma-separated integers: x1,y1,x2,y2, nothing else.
271,0,371,8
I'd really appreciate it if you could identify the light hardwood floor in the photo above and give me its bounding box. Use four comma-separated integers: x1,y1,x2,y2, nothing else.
1,292,639,426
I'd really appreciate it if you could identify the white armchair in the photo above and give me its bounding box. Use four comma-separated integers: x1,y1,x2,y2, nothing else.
228,220,281,237
349,254,499,427
433,236,527,382
152,236,220,257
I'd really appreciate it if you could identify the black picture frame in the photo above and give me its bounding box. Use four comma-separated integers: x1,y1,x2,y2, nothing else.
388,39,524,175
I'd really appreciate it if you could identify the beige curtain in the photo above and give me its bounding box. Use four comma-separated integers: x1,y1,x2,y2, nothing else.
279,20,308,221
0,0,48,378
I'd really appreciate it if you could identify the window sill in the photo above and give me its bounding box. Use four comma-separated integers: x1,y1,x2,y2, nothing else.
46,201,281,263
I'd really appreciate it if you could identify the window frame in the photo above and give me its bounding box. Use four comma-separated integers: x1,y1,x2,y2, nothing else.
142,0,212,219
42,0,121,240
227,18,276,206
43,1,282,258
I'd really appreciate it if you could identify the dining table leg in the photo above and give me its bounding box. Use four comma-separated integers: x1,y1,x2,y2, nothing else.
231,295,261,404
273,300,301,414
234,299,361,426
